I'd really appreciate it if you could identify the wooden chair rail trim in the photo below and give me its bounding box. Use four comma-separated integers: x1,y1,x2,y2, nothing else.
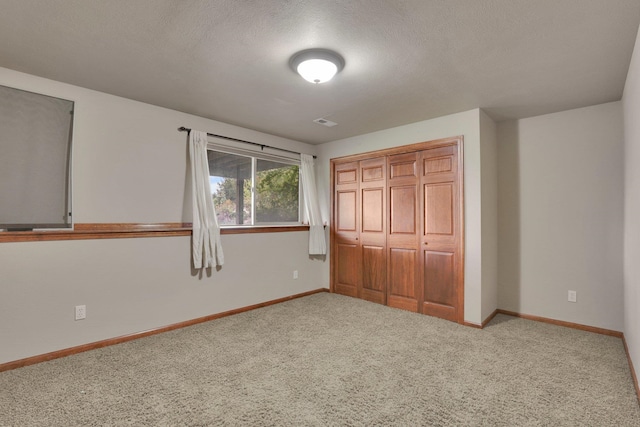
0,288,329,373
0,223,310,243
73,223,191,231
220,225,310,234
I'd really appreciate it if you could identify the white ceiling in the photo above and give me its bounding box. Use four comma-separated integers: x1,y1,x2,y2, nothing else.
1,0,639,144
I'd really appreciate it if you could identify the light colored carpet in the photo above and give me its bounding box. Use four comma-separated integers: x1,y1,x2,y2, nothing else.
1,292,638,426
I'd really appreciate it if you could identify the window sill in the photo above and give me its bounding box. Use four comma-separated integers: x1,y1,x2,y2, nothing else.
220,225,310,234
0,223,310,243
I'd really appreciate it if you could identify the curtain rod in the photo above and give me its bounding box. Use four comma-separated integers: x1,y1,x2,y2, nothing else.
178,127,316,159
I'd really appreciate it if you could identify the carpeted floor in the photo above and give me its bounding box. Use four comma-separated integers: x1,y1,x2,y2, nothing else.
1,292,639,426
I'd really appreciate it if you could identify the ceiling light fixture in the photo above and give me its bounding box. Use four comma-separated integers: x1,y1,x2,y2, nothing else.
289,49,345,84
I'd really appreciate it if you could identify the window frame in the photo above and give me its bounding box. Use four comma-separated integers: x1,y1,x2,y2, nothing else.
206,142,302,228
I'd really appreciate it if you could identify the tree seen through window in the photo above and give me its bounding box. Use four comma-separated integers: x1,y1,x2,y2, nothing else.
208,150,299,225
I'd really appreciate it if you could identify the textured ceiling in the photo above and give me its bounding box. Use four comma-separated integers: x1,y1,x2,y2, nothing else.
1,0,639,144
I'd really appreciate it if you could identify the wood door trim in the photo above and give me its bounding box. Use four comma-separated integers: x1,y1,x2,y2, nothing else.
456,137,465,323
330,160,336,293
331,136,463,163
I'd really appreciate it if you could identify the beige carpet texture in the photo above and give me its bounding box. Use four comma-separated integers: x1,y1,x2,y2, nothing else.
1,293,639,426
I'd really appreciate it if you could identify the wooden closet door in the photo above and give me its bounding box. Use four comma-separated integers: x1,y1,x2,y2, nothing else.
386,152,420,312
419,144,463,322
331,136,464,324
333,161,360,297
359,157,387,304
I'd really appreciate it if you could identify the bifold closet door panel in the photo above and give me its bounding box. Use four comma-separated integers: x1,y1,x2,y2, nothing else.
333,161,360,297
331,135,464,324
359,157,387,304
420,145,462,322
386,152,420,312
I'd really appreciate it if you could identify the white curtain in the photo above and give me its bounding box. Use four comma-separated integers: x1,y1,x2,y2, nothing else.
189,130,224,268
300,153,326,255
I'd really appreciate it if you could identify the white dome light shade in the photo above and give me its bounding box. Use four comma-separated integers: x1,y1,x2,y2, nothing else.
290,49,345,84
297,59,338,84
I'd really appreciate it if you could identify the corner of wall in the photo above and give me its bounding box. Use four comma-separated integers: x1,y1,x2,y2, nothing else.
479,110,499,322
622,21,640,402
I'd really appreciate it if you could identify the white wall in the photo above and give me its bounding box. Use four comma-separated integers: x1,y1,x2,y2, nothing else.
0,67,325,364
316,109,486,324
480,111,498,321
623,26,640,388
497,102,624,331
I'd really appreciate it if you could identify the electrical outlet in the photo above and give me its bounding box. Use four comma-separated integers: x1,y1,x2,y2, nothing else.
568,290,577,303
75,305,86,320
293,270,299,279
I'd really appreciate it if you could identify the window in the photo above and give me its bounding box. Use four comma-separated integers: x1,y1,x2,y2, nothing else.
207,148,300,226
0,85,74,230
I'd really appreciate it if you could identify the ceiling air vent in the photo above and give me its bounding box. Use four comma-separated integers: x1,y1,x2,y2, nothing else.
313,117,338,127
